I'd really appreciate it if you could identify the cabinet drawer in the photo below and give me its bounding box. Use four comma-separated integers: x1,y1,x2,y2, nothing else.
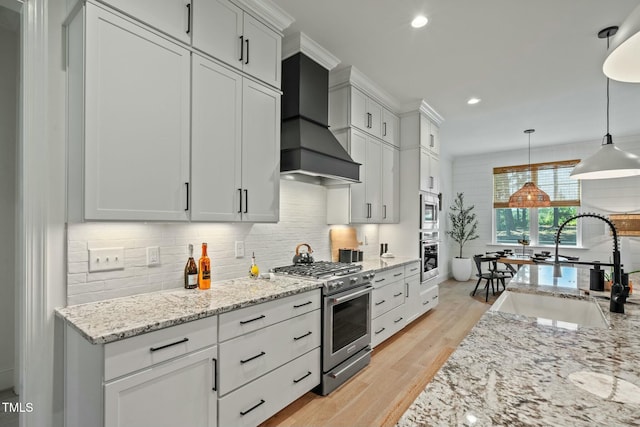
104,315,217,381
420,285,439,313
218,347,320,427
405,262,420,278
372,280,405,319
371,267,404,289
219,290,321,341
219,309,320,395
372,304,405,348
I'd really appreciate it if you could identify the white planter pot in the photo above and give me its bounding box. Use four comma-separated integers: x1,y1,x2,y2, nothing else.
452,257,473,281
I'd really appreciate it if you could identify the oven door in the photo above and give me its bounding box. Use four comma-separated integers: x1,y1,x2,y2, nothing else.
421,240,439,282
323,285,372,371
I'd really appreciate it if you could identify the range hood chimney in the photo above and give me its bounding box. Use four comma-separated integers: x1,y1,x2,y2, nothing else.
280,36,360,185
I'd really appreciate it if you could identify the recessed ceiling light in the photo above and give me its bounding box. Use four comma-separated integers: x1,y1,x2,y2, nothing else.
411,15,428,28
467,97,481,105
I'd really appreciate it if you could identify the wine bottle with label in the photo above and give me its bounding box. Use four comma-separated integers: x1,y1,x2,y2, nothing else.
184,244,198,289
198,242,211,290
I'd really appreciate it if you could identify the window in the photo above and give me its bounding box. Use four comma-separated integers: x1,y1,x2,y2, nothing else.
493,160,581,246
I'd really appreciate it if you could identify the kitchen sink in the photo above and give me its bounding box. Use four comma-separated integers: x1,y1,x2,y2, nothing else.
490,291,608,329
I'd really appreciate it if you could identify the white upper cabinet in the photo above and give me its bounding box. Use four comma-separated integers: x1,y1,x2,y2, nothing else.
191,55,280,223
100,0,192,43
382,108,399,147
420,149,439,193
350,87,382,138
381,143,399,223
191,55,243,222
74,4,191,221
420,114,440,156
192,0,281,88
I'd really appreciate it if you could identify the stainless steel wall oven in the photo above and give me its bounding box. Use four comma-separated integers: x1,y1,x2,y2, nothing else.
420,231,439,282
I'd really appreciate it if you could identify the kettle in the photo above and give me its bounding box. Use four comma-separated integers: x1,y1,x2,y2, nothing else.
293,243,314,264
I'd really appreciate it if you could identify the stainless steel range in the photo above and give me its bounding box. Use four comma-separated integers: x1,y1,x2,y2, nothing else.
272,261,374,395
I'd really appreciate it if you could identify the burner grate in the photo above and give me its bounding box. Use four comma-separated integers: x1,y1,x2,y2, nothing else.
272,261,362,279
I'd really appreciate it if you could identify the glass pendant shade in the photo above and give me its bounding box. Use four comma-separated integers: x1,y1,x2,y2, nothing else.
570,135,640,179
603,4,640,83
508,182,551,208
508,129,552,208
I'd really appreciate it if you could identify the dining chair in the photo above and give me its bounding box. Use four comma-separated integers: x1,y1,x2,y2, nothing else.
472,254,511,302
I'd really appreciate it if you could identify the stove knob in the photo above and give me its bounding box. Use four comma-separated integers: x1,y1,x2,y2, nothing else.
350,277,358,284
337,281,344,286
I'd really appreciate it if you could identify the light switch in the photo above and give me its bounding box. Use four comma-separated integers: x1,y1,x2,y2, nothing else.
88,247,125,272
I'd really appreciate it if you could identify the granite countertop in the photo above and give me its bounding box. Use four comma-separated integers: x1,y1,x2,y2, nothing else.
357,256,420,273
398,264,640,426
56,276,321,345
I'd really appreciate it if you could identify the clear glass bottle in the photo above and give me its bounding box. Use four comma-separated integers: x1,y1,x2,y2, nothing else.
184,244,198,289
198,243,211,290
249,252,259,278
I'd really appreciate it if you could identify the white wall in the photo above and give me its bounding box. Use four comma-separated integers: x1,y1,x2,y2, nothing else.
67,179,380,305
0,17,18,392
451,135,640,270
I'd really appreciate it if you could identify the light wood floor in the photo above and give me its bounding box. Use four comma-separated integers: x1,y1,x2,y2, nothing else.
261,279,490,427
0,388,18,427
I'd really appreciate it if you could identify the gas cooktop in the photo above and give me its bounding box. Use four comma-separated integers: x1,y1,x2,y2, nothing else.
271,261,362,279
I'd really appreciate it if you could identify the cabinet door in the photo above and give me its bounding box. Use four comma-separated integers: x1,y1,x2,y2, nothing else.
241,79,280,222
381,144,399,223
429,124,440,156
350,87,367,131
242,14,282,88
104,346,217,427
84,5,190,220
366,98,383,138
382,108,399,147
365,137,382,222
419,114,430,151
191,55,243,221
404,274,421,325
192,0,243,71
430,154,440,193
419,149,433,192
349,130,368,223
102,0,191,43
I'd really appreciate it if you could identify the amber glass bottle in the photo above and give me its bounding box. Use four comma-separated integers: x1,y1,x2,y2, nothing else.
198,243,211,290
184,244,198,289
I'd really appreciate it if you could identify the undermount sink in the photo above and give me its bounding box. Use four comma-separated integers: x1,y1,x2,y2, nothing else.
490,291,609,329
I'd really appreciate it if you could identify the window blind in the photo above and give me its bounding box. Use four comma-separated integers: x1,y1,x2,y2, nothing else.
493,159,581,208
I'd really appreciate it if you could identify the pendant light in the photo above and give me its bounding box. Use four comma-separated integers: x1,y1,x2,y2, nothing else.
570,26,640,180
508,129,551,208
603,5,640,83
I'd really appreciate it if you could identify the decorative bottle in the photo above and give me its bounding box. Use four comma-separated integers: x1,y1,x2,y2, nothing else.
249,252,260,278
184,244,198,289
198,243,211,290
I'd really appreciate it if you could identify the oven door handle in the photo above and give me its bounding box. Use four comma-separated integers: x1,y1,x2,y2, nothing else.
331,286,372,304
328,347,373,379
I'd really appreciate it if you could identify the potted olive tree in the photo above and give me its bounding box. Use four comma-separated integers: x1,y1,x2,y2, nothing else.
446,192,479,281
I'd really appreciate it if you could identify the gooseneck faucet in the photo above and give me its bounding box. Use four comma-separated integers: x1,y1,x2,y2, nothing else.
554,212,629,313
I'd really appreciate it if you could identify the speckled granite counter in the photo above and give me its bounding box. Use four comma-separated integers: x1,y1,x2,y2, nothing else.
56,276,321,344
398,265,640,426
357,256,420,273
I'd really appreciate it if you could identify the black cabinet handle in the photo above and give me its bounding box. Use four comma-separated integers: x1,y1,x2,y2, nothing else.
393,292,403,297
186,3,191,34
383,204,387,219
367,112,372,128
150,337,188,352
239,314,265,325
374,278,385,283
240,351,266,364
293,371,312,384
240,399,265,416
238,188,242,213
383,122,387,136
244,189,248,213
394,317,404,324
185,182,189,211
423,300,430,306
239,35,244,62
394,273,403,277
375,299,386,306
245,39,250,64
375,327,385,334
293,331,312,341
293,301,312,308
430,176,434,189
212,358,217,391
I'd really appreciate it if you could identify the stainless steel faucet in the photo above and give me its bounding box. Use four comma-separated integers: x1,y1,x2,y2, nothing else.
554,212,629,313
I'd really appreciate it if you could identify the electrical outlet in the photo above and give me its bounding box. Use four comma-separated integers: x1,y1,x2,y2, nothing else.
88,247,125,272
147,246,160,266
235,241,245,258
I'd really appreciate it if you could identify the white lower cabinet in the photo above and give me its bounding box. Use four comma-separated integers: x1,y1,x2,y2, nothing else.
372,304,405,348
404,261,439,325
371,266,406,348
218,348,320,427
104,346,217,427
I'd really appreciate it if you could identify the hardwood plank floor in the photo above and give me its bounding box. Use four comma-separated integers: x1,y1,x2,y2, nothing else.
0,388,19,427
261,279,490,427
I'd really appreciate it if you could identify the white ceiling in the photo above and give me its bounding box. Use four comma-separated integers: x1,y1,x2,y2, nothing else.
272,0,640,158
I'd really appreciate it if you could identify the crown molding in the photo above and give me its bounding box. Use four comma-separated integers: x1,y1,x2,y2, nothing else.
282,32,341,70
233,0,294,33
399,99,445,126
329,65,402,112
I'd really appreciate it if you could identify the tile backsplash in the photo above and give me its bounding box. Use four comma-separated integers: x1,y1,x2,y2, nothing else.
67,180,379,305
